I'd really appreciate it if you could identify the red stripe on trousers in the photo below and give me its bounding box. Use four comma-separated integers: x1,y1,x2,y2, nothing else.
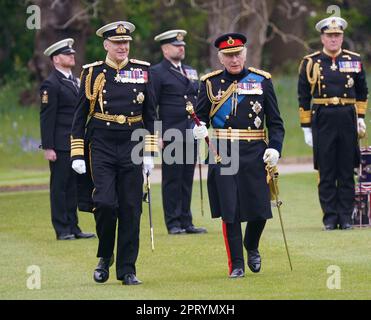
222,221,232,275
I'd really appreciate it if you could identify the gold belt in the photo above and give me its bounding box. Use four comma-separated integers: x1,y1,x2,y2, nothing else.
312,97,356,106
212,129,266,141
93,113,142,125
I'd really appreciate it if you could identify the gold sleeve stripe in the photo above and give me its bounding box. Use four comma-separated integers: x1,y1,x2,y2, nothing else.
355,100,368,115
299,107,311,124
71,148,84,157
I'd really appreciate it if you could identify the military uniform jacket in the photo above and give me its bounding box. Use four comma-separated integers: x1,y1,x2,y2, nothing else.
150,59,199,136
196,67,285,222
298,49,369,168
40,69,80,151
71,57,157,160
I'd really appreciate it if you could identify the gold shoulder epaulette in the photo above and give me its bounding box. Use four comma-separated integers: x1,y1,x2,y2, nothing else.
304,51,321,59
343,49,361,57
200,70,223,81
130,58,151,66
248,67,271,79
82,61,104,69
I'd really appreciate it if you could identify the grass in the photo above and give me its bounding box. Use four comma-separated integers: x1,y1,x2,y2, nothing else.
1,172,371,300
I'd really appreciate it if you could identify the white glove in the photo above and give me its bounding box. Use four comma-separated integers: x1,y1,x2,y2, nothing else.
72,159,86,174
263,148,280,167
192,121,208,140
143,156,154,175
302,127,313,147
358,118,366,138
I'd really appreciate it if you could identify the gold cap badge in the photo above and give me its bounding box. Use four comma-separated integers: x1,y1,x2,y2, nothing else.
116,25,126,34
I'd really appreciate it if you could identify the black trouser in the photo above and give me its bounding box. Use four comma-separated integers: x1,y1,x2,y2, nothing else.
161,141,195,230
49,151,80,237
90,129,143,279
223,219,266,272
316,105,356,226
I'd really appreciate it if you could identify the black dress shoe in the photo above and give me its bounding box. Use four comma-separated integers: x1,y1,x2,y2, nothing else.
93,255,114,283
122,273,142,285
247,249,261,273
229,268,245,278
75,232,96,239
56,234,76,240
168,227,186,235
184,226,207,234
323,224,337,231
340,223,353,230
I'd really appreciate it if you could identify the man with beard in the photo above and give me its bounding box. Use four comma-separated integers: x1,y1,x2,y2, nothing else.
40,38,95,241
150,30,206,235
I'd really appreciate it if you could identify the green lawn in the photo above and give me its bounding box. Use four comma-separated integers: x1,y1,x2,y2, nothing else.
1,173,370,300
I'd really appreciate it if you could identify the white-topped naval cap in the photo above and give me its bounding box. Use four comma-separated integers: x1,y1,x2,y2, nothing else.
43,38,75,57
96,21,135,41
154,29,187,46
315,17,348,33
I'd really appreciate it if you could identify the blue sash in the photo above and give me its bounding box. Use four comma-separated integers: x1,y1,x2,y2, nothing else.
212,72,264,128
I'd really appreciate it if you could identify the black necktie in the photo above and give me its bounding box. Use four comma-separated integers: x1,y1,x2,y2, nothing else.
69,74,79,91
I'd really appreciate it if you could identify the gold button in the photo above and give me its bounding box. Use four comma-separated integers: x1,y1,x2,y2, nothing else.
194,96,197,99
106,122,110,126
130,68,134,71
131,112,134,115
320,76,324,80
221,79,225,83
317,59,321,63
103,69,107,73
323,94,327,98
249,114,253,118
105,111,109,114
133,100,136,103
187,115,191,119
312,110,315,114
248,126,251,130
133,88,137,92
345,85,348,88
226,115,229,120
347,75,350,78
322,85,326,89
103,101,107,105
320,67,323,71
325,103,328,106
344,93,347,97
103,90,107,93
184,95,188,99
250,101,254,105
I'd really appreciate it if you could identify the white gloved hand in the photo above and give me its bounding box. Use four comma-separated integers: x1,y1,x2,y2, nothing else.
72,159,86,174
263,148,280,167
143,156,154,175
358,118,366,138
192,121,208,140
302,127,313,147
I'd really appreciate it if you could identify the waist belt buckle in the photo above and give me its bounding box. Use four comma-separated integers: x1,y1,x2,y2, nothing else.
331,97,340,105
116,115,126,124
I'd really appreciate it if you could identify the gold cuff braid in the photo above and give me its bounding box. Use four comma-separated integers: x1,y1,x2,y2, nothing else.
355,100,368,116
299,107,311,124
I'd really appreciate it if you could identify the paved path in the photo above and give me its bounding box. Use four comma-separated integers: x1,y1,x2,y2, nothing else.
0,162,315,193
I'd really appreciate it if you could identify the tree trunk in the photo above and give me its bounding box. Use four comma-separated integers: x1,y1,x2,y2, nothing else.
29,0,91,83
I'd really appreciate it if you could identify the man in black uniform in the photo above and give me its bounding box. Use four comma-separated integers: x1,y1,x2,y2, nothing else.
194,33,284,278
71,21,158,285
150,29,206,235
298,16,369,231
40,38,95,241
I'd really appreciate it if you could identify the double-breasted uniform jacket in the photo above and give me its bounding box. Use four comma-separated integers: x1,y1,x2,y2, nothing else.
71,57,157,159
150,58,199,137
40,69,80,151
196,67,285,223
70,57,158,213
298,49,369,169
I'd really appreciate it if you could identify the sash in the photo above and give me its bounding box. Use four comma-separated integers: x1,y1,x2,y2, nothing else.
211,72,265,128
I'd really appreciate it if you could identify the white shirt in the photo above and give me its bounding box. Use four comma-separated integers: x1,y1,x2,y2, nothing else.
55,67,72,79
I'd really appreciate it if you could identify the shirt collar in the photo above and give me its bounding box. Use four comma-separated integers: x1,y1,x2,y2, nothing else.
105,55,129,70
55,67,72,79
